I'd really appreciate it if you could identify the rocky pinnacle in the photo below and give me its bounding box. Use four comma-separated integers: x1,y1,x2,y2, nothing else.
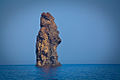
36,12,61,67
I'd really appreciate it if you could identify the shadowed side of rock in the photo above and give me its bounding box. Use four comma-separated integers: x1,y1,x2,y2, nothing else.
36,12,61,67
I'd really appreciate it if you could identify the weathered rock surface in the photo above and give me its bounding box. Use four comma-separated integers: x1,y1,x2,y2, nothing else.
36,12,61,67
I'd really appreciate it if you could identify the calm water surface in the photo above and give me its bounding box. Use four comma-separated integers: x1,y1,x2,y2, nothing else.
0,64,120,80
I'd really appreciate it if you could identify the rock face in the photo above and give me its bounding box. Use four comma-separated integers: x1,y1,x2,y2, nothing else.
36,12,61,67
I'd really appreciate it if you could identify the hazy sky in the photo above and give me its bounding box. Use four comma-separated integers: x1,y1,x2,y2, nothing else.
0,0,120,65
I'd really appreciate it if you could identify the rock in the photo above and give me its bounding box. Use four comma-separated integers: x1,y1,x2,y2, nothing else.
36,12,61,67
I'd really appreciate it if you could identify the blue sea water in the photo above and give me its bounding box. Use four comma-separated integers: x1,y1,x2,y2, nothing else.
0,64,120,80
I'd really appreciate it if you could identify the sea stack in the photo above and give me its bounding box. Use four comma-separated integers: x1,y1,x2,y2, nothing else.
36,12,61,67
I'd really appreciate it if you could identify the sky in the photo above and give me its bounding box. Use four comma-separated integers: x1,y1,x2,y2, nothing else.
0,0,120,65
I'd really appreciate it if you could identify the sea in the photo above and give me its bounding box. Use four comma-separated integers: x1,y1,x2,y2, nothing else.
0,64,120,80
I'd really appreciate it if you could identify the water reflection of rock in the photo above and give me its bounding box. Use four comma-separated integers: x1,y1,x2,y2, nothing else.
35,66,58,80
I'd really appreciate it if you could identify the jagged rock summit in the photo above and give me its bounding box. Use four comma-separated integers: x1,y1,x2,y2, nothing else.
36,12,61,67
